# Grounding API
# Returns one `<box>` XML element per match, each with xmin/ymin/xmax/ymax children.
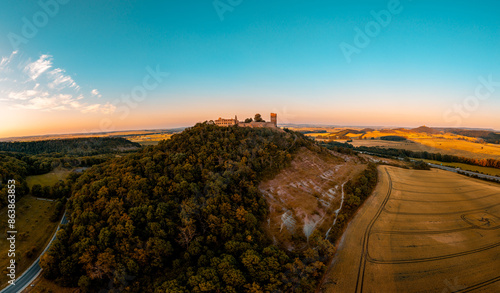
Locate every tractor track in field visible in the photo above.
<box><xmin>349</xmin><ymin>166</ymin><xmax>500</xmax><ymax>292</ymax></box>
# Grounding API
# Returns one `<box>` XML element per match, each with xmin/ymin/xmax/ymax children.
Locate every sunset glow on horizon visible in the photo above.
<box><xmin>1</xmin><ymin>1</ymin><xmax>500</xmax><ymax>138</ymax></box>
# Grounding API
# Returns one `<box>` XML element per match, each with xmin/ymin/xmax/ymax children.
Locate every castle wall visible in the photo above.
<box><xmin>214</xmin><ymin>113</ymin><xmax>277</xmax><ymax>128</ymax></box>
<box><xmin>238</xmin><ymin>122</ymin><xmax>276</xmax><ymax>128</ymax></box>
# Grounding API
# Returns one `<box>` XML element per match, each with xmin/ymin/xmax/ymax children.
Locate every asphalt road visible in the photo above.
<box><xmin>428</xmin><ymin>163</ymin><xmax>500</xmax><ymax>182</ymax></box>
<box><xmin>1</xmin><ymin>213</ymin><xmax>68</xmax><ymax>293</ymax></box>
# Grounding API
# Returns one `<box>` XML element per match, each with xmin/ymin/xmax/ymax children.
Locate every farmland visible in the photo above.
<box><xmin>419</xmin><ymin>159</ymin><xmax>500</xmax><ymax>177</ymax></box>
<box><xmin>296</xmin><ymin>126</ymin><xmax>500</xmax><ymax>161</ymax></box>
<box><xmin>127</xmin><ymin>133</ymin><xmax>173</xmax><ymax>145</ymax></box>
<box><xmin>321</xmin><ymin>166</ymin><xmax>500</xmax><ymax>292</ymax></box>
<box><xmin>411</xmin><ymin>137</ymin><xmax>500</xmax><ymax>160</ymax></box>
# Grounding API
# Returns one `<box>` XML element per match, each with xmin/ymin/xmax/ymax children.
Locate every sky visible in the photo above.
<box><xmin>0</xmin><ymin>0</ymin><xmax>499</xmax><ymax>138</ymax></box>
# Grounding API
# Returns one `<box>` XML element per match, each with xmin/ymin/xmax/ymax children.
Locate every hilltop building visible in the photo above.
<box><xmin>213</xmin><ymin>113</ymin><xmax>277</xmax><ymax>128</ymax></box>
<box><xmin>213</xmin><ymin>115</ymin><xmax>239</xmax><ymax>127</ymax></box>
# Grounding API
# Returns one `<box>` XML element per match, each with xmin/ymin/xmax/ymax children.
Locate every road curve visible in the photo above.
<box><xmin>427</xmin><ymin>163</ymin><xmax>500</xmax><ymax>182</ymax></box>
<box><xmin>1</xmin><ymin>213</ymin><xmax>68</xmax><ymax>293</ymax></box>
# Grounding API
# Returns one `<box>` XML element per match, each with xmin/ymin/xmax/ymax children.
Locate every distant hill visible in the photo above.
<box><xmin>437</xmin><ymin>128</ymin><xmax>500</xmax><ymax>144</ymax></box>
<box><xmin>411</xmin><ymin>126</ymin><xmax>441</xmax><ymax>134</ymax></box>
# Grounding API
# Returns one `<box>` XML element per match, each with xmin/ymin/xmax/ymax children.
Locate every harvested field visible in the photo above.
<box><xmin>411</xmin><ymin>138</ymin><xmax>500</xmax><ymax>160</ymax></box>
<box><xmin>321</xmin><ymin>166</ymin><xmax>500</xmax><ymax>292</ymax></box>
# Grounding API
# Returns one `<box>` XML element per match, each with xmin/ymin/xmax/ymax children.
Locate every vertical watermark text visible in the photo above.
<box><xmin>6</xmin><ymin>179</ymin><xmax>17</xmax><ymax>286</ymax></box>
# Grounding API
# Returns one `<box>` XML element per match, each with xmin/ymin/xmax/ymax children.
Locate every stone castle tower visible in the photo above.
<box><xmin>270</xmin><ymin>113</ymin><xmax>277</xmax><ymax>126</ymax></box>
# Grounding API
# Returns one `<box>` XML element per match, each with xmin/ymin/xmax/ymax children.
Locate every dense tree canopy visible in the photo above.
<box><xmin>41</xmin><ymin>124</ymin><xmax>340</xmax><ymax>292</ymax></box>
<box><xmin>0</xmin><ymin>137</ymin><xmax>140</xmax><ymax>208</ymax></box>
<box><xmin>0</xmin><ymin>154</ymin><xmax>30</xmax><ymax>208</ymax></box>
<box><xmin>253</xmin><ymin>114</ymin><xmax>264</xmax><ymax>122</ymax></box>
<box><xmin>0</xmin><ymin>137</ymin><xmax>140</xmax><ymax>156</ymax></box>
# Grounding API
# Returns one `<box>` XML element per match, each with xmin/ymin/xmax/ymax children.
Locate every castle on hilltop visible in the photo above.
<box><xmin>212</xmin><ymin>113</ymin><xmax>277</xmax><ymax>128</ymax></box>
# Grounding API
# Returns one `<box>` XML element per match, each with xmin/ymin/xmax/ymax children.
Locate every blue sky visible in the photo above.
<box><xmin>1</xmin><ymin>0</ymin><xmax>499</xmax><ymax>137</ymax></box>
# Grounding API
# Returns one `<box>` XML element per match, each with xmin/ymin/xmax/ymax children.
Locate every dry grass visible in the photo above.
<box><xmin>411</xmin><ymin>137</ymin><xmax>500</xmax><ymax>160</ymax></box>
<box><xmin>322</xmin><ymin>166</ymin><xmax>500</xmax><ymax>292</ymax></box>
<box><xmin>1</xmin><ymin>130</ymin><xmax>178</xmax><ymax>143</ymax></box>
<box><xmin>128</xmin><ymin>133</ymin><xmax>172</xmax><ymax>146</ymax></box>
<box><xmin>336</xmin><ymin>136</ymin><xmax>500</xmax><ymax>161</ymax></box>
<box><xmin>259</xmin><ymin>147</ymin><xmax>365</xmax><ymax>250</ymax></box>
<box><xmin>26</xmin><ymin>168</ymin><xmax>72</xmax><ymax>188</ymax></box>
<box><xmin>0</xmin><ymin>196</ymin><xmax>59</xmax><ymax>287</ymax></box>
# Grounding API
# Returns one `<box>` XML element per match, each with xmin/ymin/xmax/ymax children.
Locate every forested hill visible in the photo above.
<box><xmin>41</xmin><ymin>124</ymin><xmax>335</xmax><ymax>292</ymax></box>
<box><xmin>0</xmin><ymin>137</ymin><xmax>140</xmax><ymax>156</ymax></box>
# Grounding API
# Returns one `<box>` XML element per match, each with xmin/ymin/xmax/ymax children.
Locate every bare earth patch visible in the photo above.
<box><xmin>259</xmin><ymin>147</ymin><xmax>366</xmax><ymax>250</ymax></box>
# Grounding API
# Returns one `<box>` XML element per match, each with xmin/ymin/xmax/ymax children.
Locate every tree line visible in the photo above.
<box><xmin>324</xmin><ymin>163</ymin><xmax>378</xmax><ymax>243</ymax></box>
<box><xmin>0</xmin><ymin>137</ymin><xmax>140</xmax><ymax>156</ymax></box>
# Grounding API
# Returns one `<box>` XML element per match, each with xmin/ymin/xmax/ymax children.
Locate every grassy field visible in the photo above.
<box><xmin>419</xmin><ymin>159</ymin><xmax>500</xmax><ymax>176</ymax></box>
<box><xmin>356</xmin><ymin>129</ymin><xmax>500</xmax><ymax>160</ymax></box>
<box><xmin>411</xmin><ymin>137</ymin><xmax>500</xmax><ymax>160</ymax></box>
<box><xmin>1</xmin><ymin>129</ymin><xmax>175</xmax><ymax>142</ymax></box>
<box><xmin>296</xmin><ymin>126</ymin><xmax>500</xmax><ymax>161</ymax></box>
<box><xmin>128</xmin><ymin>133</ymin><xmax>172</xmax><ymax>146</ymax></box>
<box><xmin>335</xmin><ymin>137</ymin><xmax>500</xmax><ymax>161</ymax></box>
<box><xmin>26</xmin><ymin>168</ymin><xmax>72</xmax><ymax>188</ymax></box>
<box><xmin>322</xmin><ymin>166</ymin><xmax>500</xmax><ymax>292</ymax></box>
<box><xmin>0</xmin><ymin>196</ymin><xmax>60</xmax><ymax>288</ymax></box>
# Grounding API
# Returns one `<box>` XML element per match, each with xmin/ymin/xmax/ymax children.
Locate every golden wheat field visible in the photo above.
<box><xmin>321</xmin><ymin>166</ymin><xmax>500</xmax><ymax>292</ymax></box>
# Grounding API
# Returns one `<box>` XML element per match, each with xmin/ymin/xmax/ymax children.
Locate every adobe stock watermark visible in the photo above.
<box><xmin>213</xmin><ymin>0</ymin><xmax>243</xmax><ymax>21</ymax></box>
<box><xmin>443</xmin><ymin>75</ymin><xmax>499</xmax><ymax>127</ymax></box>
<box><xmin>339</xmin><ymin>0</ymin><xmax>411</xmax><ymax>63</ymax></box>
<box><xmin>96</xmin><ymin>65</ymin><xmax>169</xmax><ymax>132</ymax></box>
<box><xmin>7</xmin><ymin>0</ymin><xmax>70</xmax><ymax>51</ymax></box>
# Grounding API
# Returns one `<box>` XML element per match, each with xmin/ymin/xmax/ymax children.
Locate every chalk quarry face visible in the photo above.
<box><xmin>259</xmin><ymin>147</ymin><xmax>366</xmax><ymax>250</ymax></box>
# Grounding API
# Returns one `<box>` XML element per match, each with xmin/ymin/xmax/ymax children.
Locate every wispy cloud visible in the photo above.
<box><xmin>7</xmin><ymin>89</ymin><xmax>45</xmax><ymax>101</ymax></box>
<box><xmin>91</xmin><ymin>89</ymin><xmax>102</xmax><ymax>98</ymax></box>
<box><xmin>81</xmin><ymin>102</ymin><xmax>116</xmax><ymax>114</ymax></box>
<box><xmin>0</xmin><ymin>51</ymin><xmax>18</xmax><ymax>69</ymax></box>
<box><xmin>0</xmin><ymin>51</ymin><xmax>113</xmax><ymax>114</ymax></box>
<box><xmin>24</xmin><ymin>54</ymin><xmax>53</xmax><ymax>80</ymax></box>
<box><xmin>48</xmin><ymin>68</ymin><xmax>79</xmax><ymax>90</ymax></box>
